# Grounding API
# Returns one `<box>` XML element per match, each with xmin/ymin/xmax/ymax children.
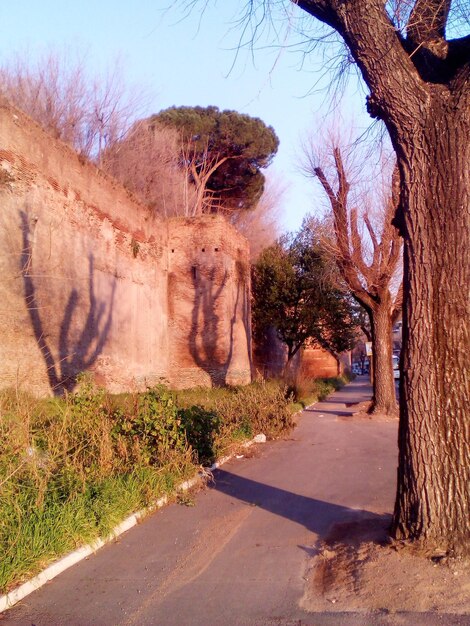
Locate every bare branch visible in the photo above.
<box><xmin>352</xmin><ymin>209</ymin><xmax>375</xmax><ymax>282</ymax></box>
<box><xmin>182</xmin><ymin>139</ymin><xmax>241</xmax><ymax>216</ymax></box>
<box><xmin>313</xmin><ymin>165</ymin><xmax>337</xmax><ymax>207</ymax></box>
<box><xmin>292</xmin><ymin>0</ymin><xmax>429</xmax><ymax>130</ymax></box>
<box><xmin>294</xmin><ymin>0</ymin><xmax>343</xmax><ymax>30</ymax></box>
<box><xmin>302</xmin><ymin>130</ymin><xmax>403</xmax><ymax>315</ymax></box>
<box><xmin>312</xmin><ymin>167</ymin><xmax>377</xmax><ymax>309</ymax></box>
<box><xmin>407</xmin><ymin>0</ymin><xmax>452</xmax><ymax>46</ymax></box>
<box><xmin>0</xmin><ymin>48</ymin><xmax>148</xmax><ymax>161</ymax></box>
<box><xmin>102</xmin><ymin>120</ymin><xmax>195</xmax><ymax>218</ymax></box>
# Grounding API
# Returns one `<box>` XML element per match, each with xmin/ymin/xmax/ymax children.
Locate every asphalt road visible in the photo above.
<box><xmin>3</xmin><ymin>380</ymin><xmax>468</xmax><ymax>626</ymax></box>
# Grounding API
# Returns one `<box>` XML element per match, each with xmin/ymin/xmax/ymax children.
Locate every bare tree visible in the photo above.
<box><xmin>304</xmin><ymin>143</ymin><xmax>402</xmax><ymax>415</ymax></box>
<box><xmin>208</xmin><ymin>0</ymin><xmax>470</xmax><ymax>555</ymax></box>
<box><xmin>0</xmin><ymin>49</ymin><xmax>147</xmax><ymax>162</ymax></box>
<box><xmin>101</xmin><ymin>120</ymin><xmax>196</xmax><ymax>217</ymax></box>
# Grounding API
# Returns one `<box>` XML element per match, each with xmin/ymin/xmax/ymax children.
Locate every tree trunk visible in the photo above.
<box><xmin>369</xmin><ymin>302</ymin><xmax>397</xmax><ymax>416</ymax></box>
<box><xmin>392</xmin><ymin>107</ymin><xmax>470</xmax><ymax>555</ymax></box>
<box><xmin>335</xmin><ymin>353</ymin><xmax>341</xmax><ymax>377</ymax></box>
<box><xmin>282</xmin><ymin>0</ymin><xmax>470</xmax><ymax>555</ymax></box>
<box><xmin>283</xmin><ymin>344</ymin><xmax>298</xmax><ymax>381</ymax></box>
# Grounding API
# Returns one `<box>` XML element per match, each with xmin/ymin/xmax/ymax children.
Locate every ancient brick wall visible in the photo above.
<box><xmin>167</xmin><ymin>216</ymin><xmax>252</xmax><ymax>388</ymax></box>
<box><xmin>0</xmin><ymin>101</ymin><xmax>251</xmax><ymax>395</ymax></box>
<box><xmin>299</xmin><ymin>347</ymin><xmax>340</xmax><ymax>378</ymax></box>
<box><xmin>254</xmin><ymin>330</ymin><xmax>351</xmax><ymax>380</ymax></box>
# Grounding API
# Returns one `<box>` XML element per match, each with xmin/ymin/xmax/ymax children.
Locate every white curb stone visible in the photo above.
<box><xmin>0</xmin><ymin>434</ymin><xmax>266</xmax><ymax>613</ymax></box>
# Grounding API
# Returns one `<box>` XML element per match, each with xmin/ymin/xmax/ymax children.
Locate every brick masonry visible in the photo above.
<box><xmin>0</xmin><ymin>100</ymin><xmax>252</xmax><ymax>396</ymax></box>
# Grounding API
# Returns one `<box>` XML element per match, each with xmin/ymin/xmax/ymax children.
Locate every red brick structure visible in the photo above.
<box><xmin>254</xmin><ymin>330</ymin><xmax>350</xmax><ymax>380</ymax></box>
<box><xmin>0</xmin><ymin>101</ymin><xmax>252</xmax><ymax>395</ymax></box>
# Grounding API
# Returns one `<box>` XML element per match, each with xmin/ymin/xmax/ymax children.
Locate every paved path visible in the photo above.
<box><xmin>3</xmin><ymin>380</ymin><xmax>467</xmax><ymax>625</ymax></box>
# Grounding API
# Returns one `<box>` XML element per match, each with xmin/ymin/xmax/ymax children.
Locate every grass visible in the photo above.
<box><xmin>0</xmin><ymin>377</ymin><xmax>293</xmax><ymax>594</ymax></box>
<box><xmin>176</xmin><ymin>379</ymin><xmax>295</xmax><ymax>464</ymax></box>
<box><xmin>287</xmin><ymin>374</ymin><xmax>350</xmax><ymax>411</ymax></box>
<box><xmin>0</xmin><ymin>465</ymin><xmax>193</xmax><ymax>593</ymax></box>
<box><xmin>0</xmin><ymin>373</ymin><xmax>345</xmax><ymax>594</ymax></box>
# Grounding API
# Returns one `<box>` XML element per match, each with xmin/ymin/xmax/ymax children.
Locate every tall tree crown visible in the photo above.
<box><xmin>252</xmin><ymin>225</ymin><xmax>357</xmax><ymax>362</ymax></box>
<box><xmin>152</xmin><ymin>105</ymin><xmax>279</xmax><ymax>211</ymax></box>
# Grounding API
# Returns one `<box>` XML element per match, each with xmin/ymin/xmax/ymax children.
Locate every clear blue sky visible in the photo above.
<box><xmin>0</xmin><ymin>1</ymin><xmax>372</xmax><ymax>232</ymax></box>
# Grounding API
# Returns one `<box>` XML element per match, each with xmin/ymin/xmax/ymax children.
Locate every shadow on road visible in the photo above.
<box><xmin>304</xmin><ymin>408</ymin><xmax>354</xmax><ymax>417</ymax></box>
<box><xmin>211</xmin><ymin>469</ymin><xmax>390</xmax><ymax>541</ymax></box>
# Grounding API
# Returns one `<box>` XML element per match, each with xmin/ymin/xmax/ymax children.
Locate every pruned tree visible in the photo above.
<box><xmin>184</xmin><ymin>0</ymin><xmax>470</xmax><ymax>555</ymax></box>
<box><xmin>252</xmin><ymin>225</ymin><xmax>357</xmax><ymax>376</ymax></box>
<box><xmin>303</xmin><ymin>144</ymin><xmax>402</xmax><ymax>416</ymax></box>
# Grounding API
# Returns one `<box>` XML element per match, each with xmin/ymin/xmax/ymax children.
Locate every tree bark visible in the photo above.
<box><xmin>283</xmin><ymin>342</ymin><xmax>302</xmax><ymax>380</ymax></box>
<box><xmin>391</xmin><ymin>105</ymin><xmax>470</xmax><ymax>555</ymax></box>
<box><xmin>369</xmin><ymin>301</ymin><xmax>397</xmax><ymax>416</ymax></box>
<box><xmin>286</xmin><ymin>0</ymin><xmax>470</xmax><ymax>553</ymax></box>
<box><xmin>311</xmin><ymin>0</ymin><xmax>470</xmax><ymax>559</ymax></box>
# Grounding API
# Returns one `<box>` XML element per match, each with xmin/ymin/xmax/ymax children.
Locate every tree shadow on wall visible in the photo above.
<box><xmin>237</xmin><ymin>259</ymin><xmax>252</xmax><ymax>377</ymax></box>
<box><xmin>189</xmin><ymin>266</ymin><xmax>241</xmax><ymax>386</ymax></box>
<box><xmin>20</xmin><ymin>211</ymin><xmax>116</xmax><ymax>396</ymax></box>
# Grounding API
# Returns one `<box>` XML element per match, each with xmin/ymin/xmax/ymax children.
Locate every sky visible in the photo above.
<box><xmin>0</xmin><ymin>1</ymin><xmax>373</xmax><ymax>233</ymax></box>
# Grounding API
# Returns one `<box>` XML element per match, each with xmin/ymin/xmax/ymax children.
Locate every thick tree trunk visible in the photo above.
<box><xmin>392</xmin><ymin>108</ymin><xmax>470</xmax><ymax>555</ymax></box>
<box><xmin>289</xmin><ymin>0</ymin><xmax>469</xmax><ymax>555</ymax></box>
<box><xmin>369</xmin><ymin>302</ymin><xmax>397</xmax><ymax>416</ymax></box>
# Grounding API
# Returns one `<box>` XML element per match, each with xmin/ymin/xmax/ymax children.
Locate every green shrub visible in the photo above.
<box><xmin>111</xmin><ymin>385</ymin><xmax>187</xmax><ymax>466</ymax></box>
<box><xmin>220</xmin><ymin>381</ymin><xmax>293</xmax><ymax>437</ymax></box>
<box><xmin>178</xmin><ymin>405</ymin><xmax>220</xmax><ymax>465</ymax></box>
<box><xmin>0</xmin><ymin>378</ymin><xmax>296</xmax><ymax>593</ymax></box>
<box><xmin>0</xmin><ymin>382</ymin><xmax>194</xmax><ymax>593</ymax></box>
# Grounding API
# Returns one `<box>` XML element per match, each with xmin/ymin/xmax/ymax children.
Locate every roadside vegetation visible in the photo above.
<box><xmin>252</xmin><ymin>223</ymin><xmax>357</xmax><ymax>375</ymax></box>
<box><xmin>0</xmin><ymin>374</ymin><xmax>349</xmax><ymax>594</ymax></box>
<box><xmin>287</xmin><ymin>374</ymin><xmax>349</xmax><ymax>412</ymax></box>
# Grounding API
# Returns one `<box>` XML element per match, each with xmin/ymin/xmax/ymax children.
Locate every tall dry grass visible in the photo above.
<box><xmin>0</xmin><ymin>376</ymin><xmax>295</xmax><ymax>593</ymax></box>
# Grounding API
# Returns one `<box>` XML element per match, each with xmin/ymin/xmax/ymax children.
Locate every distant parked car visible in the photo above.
<box><xmin>393</xmin><ymin>355</ymin><xmax>400</xmax><ymax>380</ymax></box>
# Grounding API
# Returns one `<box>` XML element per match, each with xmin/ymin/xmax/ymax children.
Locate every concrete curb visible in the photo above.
<box><xmin>0</xmin><ymin>436</ymin><xmax>262</xmax><ymax>613</ymax></box>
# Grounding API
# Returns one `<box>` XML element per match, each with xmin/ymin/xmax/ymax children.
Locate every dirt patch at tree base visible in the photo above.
<box><xmin>337</xmin><ymin>401</ymin><xmax>399</xmax><ymax>422</ymax></box>
<box><xmin>301</xmin><ymin>516</ymin><xmax>470</xmax><ymax>615</ymax></box>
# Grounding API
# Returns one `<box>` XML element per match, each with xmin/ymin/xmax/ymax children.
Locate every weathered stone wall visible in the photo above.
<box><xmin>167</xmin><ymin>216</ymin><xmax>252</xmax><ymax>388</ymax></box>
<box><xmin>0</xmin><ymin>101</ymin><xmax>251</xmax><ymax>395</ymax></box>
